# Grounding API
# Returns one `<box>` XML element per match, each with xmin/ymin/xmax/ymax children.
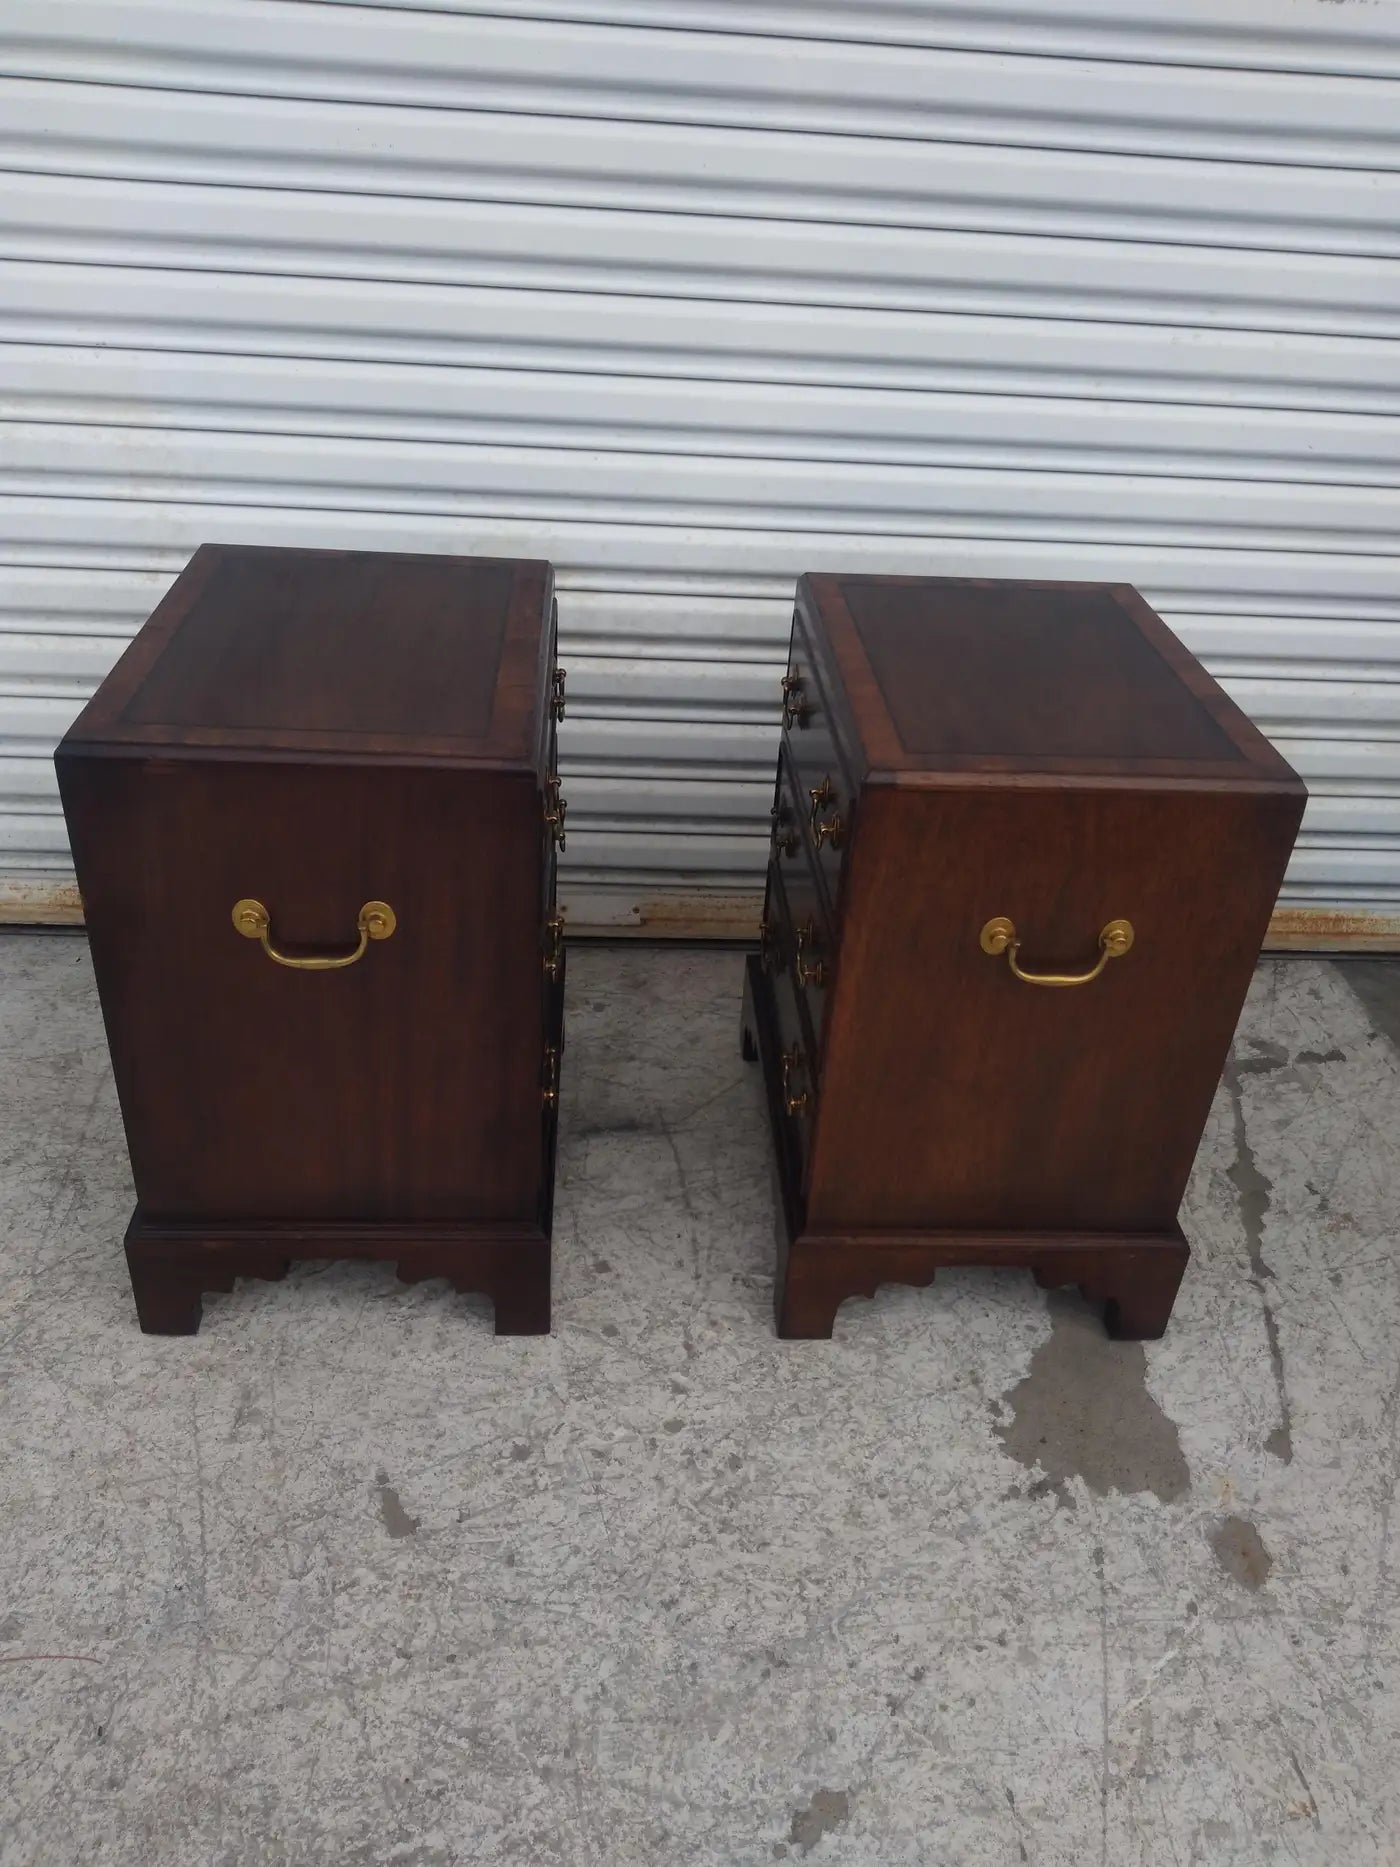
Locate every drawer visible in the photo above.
<box><xmin>535</xmin><ymin>591</ymin><xmax>566</xmax><ymax>777</ymax></box>
<box><xmin>551</xmin><ymin>662</ymin><xmax>567</xmax><ymax>726</ymax></box>
<box><xmin>780</xmin><ymin>605</ymin><xmax>859</xmax><ymax>783</ymax></box>
<box><xmin>540</xmin><ymin>705</ymin><xmax>565</xmax><ymax>1104</ymax></box>
<box><xmin>541</xmin><ymin>899</ymin><xmax>566</xmax><ymax>1060</ymax></box>
<box><xmin>538</xmin><ymin>710</ymin><xmax>565</xmax><ymax>1233</ymax></box>
<box><xmin>769</xmin><ymin>747</ymin><xmax>803</xmax><ymax>871</ymax></box>
<box><xmin>762</xmin><ymin>850</ymin><xmax>832</xmax><ymax>1064</ymax></box>
<box><xmin>772</xmin><ymin>739</ymin><xmax>849</xmax><ymax>926</ymax></box>
<box><xmin>780</xmin><ymin>612</ymin><xmax>858</xmax><ymax>909</ymax></box>
<box><xmin>542</xmin><ymin>717</ymin><xmax>567</xmax><ymax>885</ymax></box>
<box><xmin>786</xmin><ymin>730</ymin><xmax>852</xmax><ymax>910</ymax></box>
<box><xmin>546</xmin><ymin>595</ymin><xmax>568</xmax><ymax>752</ymax></box>
<box><xmin>539</xmin><ymin>946</ymin><xmax>566</xmax><ymax>1231</ymax></box>
<box><xmin>768</xmin><ymin>939</ymin><xmax>818</xmax><ymax>1193</ymax></box>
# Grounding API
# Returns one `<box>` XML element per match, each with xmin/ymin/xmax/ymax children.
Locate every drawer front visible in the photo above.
<box><xmin>763</xmin><ymin>847</ymin><xmax>832</xmax><ymax>1063</ymax></box>
<box><xmin>768</xmin><ymin>934</ymin><xmax>818</xmax><ymax>1193</ymax></box>
<box><xmin>810</xmin><ymin>783</ymin><xmax>1303</xmax><ymax>1233</ymax></box>
<box><xmin>63</xmin><ymin>756</ymin><xmax>550</xmax><ymax>1224</ymax></box>
<box><xmin>542</xmin><ymin>716</ymin><xmax>564</xmax><ymax>905</ymax></box>
<box><xmin>769</xmin><ymin>746</ymin><xmax>805</xmax><ymax>874</ymax></box>
<box><xmin>781</xmin><ymin>610</ymin><xmax>858</xmax><ymax>909</ymax></box>
<box><xmin>781</xmin><ymin>604</ymin><xmax>859</xmax><ymax>784</ymax></box>
<box><xmin>540</xmin><ymin>746</ymin><xmax>566</xmax><ymax>1105</ymax></box>
<box><xmin>538</xmin><ymin>946</ymin><xmax>566</xmax><ymax>1234</ymax></box>
<box><xmin>772</xmin><ymin>740</ymin><xmax>849</xmax><ymax>940</ymax></box>
<box><xmin>549</xmin><ymin>596</ymin><xmax>569</xmax><ymax>739</ymax></box>
<box><xmin>786</xmin><ymin>734</ymin><xmax>852</xmax><ymax>909</ymax></box>
<box><xmin>535</xmin><ymin>589</ymin><xmax>566</xmax><ymax>778</ymax></box>
<box><xmin>538</xmin><ymin>596</ymin><xmax>565</xmax><ymax>895</ymax></box>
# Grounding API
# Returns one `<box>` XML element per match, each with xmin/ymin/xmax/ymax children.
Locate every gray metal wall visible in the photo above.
<box><xmin>2</xmin><ymin>0</ymin><xmax>1398</xmax><ymax>938</ymax></box>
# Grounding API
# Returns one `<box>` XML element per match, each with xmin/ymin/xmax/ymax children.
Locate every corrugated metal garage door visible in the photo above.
<box><xmin>2</xmin><ymin>0</ymin><xmax>1399</xmax><ymax>942</ymax></box>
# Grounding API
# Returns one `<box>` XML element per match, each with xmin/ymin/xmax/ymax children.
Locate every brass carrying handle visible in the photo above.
<box><xmin>232</xmin><ymin>898</ymin><xmax>396</xmax><ymax>970</ymax></box>
<box><xmin>551</xmin><ymin>666</ymin><xmax>568</xmax><ymax>723</ymax></box>
<box><xmin>542</xmin><ymin>1044</ymin><xmax>561</xmax><ymax>1109</ymax></box>
<box><xmin>979</xmin><ymin>916</ymin><xmax>1134</xmax><ymax>988</ymax></box>
<box><xmin>808</xmin><ymin>777</ymin><xmax>844</xmax><ymax>852</ymax></box>
<box><xmin>781</xmin><ymin>1045</ymin><xmax>809</xmax><ymax>1117</ymax></box>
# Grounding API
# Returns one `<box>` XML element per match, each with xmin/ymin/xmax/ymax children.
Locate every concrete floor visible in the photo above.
<box><xmin>1</xmin><ymin>935</ymin><xmax>1398</xmax><ymax>1867</ymax></box>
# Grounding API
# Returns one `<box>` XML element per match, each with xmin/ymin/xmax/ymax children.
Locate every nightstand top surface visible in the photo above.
<box><xmin>800</xmin><ymin>573</ymin><xmax>1302</xmax><ymax>790</ymax></box>
<box><xmin>61</xmin><ymin>544</ymin><xmax>552</xmax><ymax>766</ymax></box>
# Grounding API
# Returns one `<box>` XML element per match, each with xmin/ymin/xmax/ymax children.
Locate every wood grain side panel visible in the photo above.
<box><xmin>58</xmin><ymin>753</ymin><xmax>544</xmax><ymax>1222</ymax></box>
<box><xmin>812</xmin><ymin>780</ymin><xmax>1303</xmax><ymax>1233</ymax></box>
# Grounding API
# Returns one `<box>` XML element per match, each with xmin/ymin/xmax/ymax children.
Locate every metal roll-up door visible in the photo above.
<box><xmin>2</xmin><ymin>0</ymin><xmax>1398</xmax><ymax>944</ymax></box>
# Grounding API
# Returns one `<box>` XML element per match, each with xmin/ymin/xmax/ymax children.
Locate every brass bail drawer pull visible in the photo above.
<box><xmin>758</xmin><ymin>916</ymin><xmax>779</xmax><ymax>971</ymax></box>
<box><xmin>544</xmin><ymin>911</ymin><xmax>565</xmax><ymax>982</ymax></box>
<box><xmin>979</xmin><ymin>915</ymin><xmax>1134</xmax><ymax>988</ymax></box>
<box><xmin>232</xmin><ymin>898</ymin><xmax>397</xmax><ymax>971</ymax></box>
<box><xmin>780</xmin><ymin>672</ymin><xmax>808</xmax><ymax>729</ymax></box>
<box><xmin>795</xmin><ymin>917</ymin><xmax>826</xmax><ymax>989</ymax></box>
<box><xmin>808</xmin><ymin>776</ymin><xmax>844</xmax><ymax>851</ymax></box>
<box><xmin>544</xmin><ymin>775</ymin><xmax>568</xmax><ymax>850</ymax></box>
<box><xmin>781</xmin><ymin>1045</ymin><xmax>810</xmax><ymax>1116</ymax></box>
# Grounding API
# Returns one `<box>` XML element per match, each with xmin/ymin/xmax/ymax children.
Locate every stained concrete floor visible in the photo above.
<box><xmin>1</xmin><ymin>935</ymin><xmax>1399</xmax><ymax>1867</ymax></box>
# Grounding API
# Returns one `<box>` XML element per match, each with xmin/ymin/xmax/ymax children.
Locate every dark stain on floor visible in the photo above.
<box><xmin>788</xmin><ymin>1788</ymin><xmax>851</xmax><ymax>1853</ymax></box>
<box><xmin>1232</xmin><ymin>1036</ymin><xmax>1289</xmax><ymax>1078</ymax></box>
<box><xmin>374</xmin><ymin>1470</ymin><xmax>420</xmax><ymax>1539</ymax></box>
<box><xmin>1223</xmin><ymin>1053</ymin><xmax>1293</xmax><ymax>1464</ymax></box>
<box><xmin>995</xmin><ymin>1290</ymin><xmax>1190</xmax><ymax>1502</ymax></box>
<box><xmin>1211</xmin><ymin>1515</ymin><xmax>1273</xmax><ymax>1591</ymax></box>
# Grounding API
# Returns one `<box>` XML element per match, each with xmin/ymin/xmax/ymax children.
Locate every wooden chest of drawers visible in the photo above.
<box><xmin>741</xmin><ymin>575</ymin><xmax>1305</xmax><ymax>1341</ymax></box>
<box><xmin>57</xmin><ymin>545</ymin><xmax>567</xmax><ymax>1335</ymax></box>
